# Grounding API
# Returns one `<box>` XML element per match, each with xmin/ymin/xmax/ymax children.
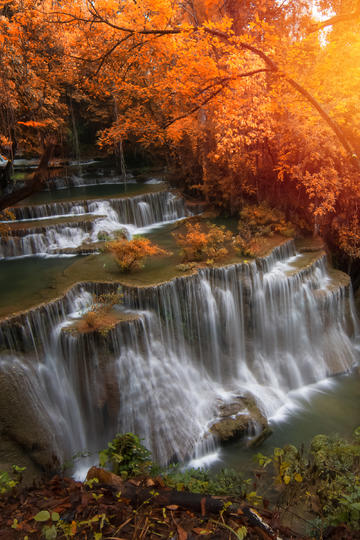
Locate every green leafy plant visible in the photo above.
<box><xmin>33</xmin><ymin>511</ymin><xmax>60</xmax><ymax>540</ymax></box>
<box><xmin>256</xmin><ymin>428</ymin><xmax>360</xmax><ymax>534</ymax></box>
<box><xmin>0</xmin><ymin>465</ymin><xmax>25</xmax><ymax>494</ymax></box>
<box><xmin>162</xmin><ymin>466</ymin><xmax>252</xmax><ymax>499</ymax></box>
<box><xmin>99</xmin><ymin>432</ymin><xmax>152</xmax><ymax>479</ymax></box>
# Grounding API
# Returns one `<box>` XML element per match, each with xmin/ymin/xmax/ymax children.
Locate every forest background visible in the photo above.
<box><xmin>0</xmin><ymin>0</ymin><xmax>360</xmax><ymax>270</ymax></box>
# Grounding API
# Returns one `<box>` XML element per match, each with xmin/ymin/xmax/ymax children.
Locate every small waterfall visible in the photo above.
<box><xmin>45</xmin><ymin>173</ymin><xmax>138</xmax><ymax>190</ymax></box>
<box><xmin>10</xmin><ymin>191</ymin><xmax>187</xmax><ymax>222</ymax></box>
<box><xmin>0</xmin><ymin>241</ymin><xmax>358</xmax><ymax>469</ymax></box>
<box><xmin>0</xmin><ymin>192</ymin><xmax>190</xmax><ymax>258</ymax></box>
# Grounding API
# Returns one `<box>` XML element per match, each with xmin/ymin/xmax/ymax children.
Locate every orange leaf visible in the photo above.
<box><xmin>200</xmin><ymin>497</ymin><xmax>206</xmax><ymax>517</ymax></box>
<box><xmin>70</xmin><ymin>520</ymin><xmax>77</xmax><ymax>536</ymax></box>
<box><xmin>176</xmin><ymin>524</ymin><xmax>188</xmax><ymax>540</ymax></box>
<box><xmin>17</xmin><ymin>120</ymin><xmax>47</xmax><ymax>128</ymax></box>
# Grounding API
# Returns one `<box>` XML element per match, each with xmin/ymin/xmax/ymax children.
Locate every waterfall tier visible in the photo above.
<box><xmin>0</xmin><ymin>240</ymin><xmax>358</xmax><ymax>471</ymax></box>
<box><xmin>10</xmin><ymin>190</ymin><xmax>186</xmax><ymax>221</ymax></box>
<box><xmin>0</xmin><ymin>191</ymin><xmax>189</xmax><ymax>258</ymax></box>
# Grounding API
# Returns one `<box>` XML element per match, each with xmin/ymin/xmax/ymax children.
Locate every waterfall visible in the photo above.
<box><xmin>0</xmin><ymin>241</ymin><xmax>358</xmax><ymax>470</ymax></box>
<box><xmin>0</xmin><ymin>191</ymin><xmax>190</xmax><ymax>258</ymax></box>
<box><xmin>9</xmin><ymin>191</ymin><xmax>186</xmax><ymax>221</ymax></box>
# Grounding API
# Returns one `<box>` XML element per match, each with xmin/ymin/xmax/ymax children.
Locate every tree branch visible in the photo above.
<box><xmin>164</xmin><ymin>82</ymin><xmax>230</xmax><ymax>128</ymax></box>
<box><xmin>46</xmin><ymin>6</ymin><xmax>360</xmax><ymax>169</ymax></box>
<box><xmin>164</xmin><ymin>69</ymin><xmax>270</xmax><ymax>128</ymax></box>
<box><xmin>309</xmin><ymin>1</ymin><xmax>360</xmax><ymax>32</ymax></box>
<box><xmin>202</xmin><ymin>28</ymin><xmax>360</xmax><ymax>170</ymax></box>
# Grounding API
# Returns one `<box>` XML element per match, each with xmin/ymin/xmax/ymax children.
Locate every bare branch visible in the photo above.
<box><xmin>309</xmin><ymin>1</ymin><xmax>360</xmax><ymax>32</ymax></box>
<box><xmin>164</xmin><ymin>70</ymin><xmax>269</xmax><ymax>128</ymax></box>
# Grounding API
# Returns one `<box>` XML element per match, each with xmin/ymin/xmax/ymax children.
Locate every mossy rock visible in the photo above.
<box><xmin>210</xmin><ymin>396</ymin><xmax>268</xmax><ymax>443</ymax></box>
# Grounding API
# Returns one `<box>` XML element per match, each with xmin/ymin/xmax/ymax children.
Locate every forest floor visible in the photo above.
<box><xmin>0</xmin><ymin>469</ymin><xmax>356</xmax><ymax>540</ymax></box>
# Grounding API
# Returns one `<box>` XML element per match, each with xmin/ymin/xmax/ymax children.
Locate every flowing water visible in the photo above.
<box><xmin>1</xmin><ymin>163</ymin><xmax>359</xmax><ymax>477</ymax></box>
<box><xmin>0</xmin><ymin>191</ymin><xmax>190</xmax><ymax>258</ymax></box>
<box><xmin>0</xmin><ymin>237</ymin><xmax>358</xmax><ymax>472</ymax></box>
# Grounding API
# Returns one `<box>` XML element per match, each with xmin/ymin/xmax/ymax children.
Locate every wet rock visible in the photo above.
<box><xmin>210</xmin><ymin>396</ymin><xmax>268</xmax><ymax>443</ymax></box>
<box><xmin>247</xmin><ymin>426</ymin><xmax>273</xmax><ymax>448</ymax></box>
<box><xmin>0</xmin><ymin>368</ymin><xmax>61</xmax><ymax>476</ymax></box>
<box><xmin>51</xmin><ymin>244</ymin><xmax>100</xmax><ymax>255</ymax></box>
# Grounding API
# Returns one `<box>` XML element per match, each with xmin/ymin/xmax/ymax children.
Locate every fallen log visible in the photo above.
<box><xmin>87</xmin><ymin>466</ymin><xmax>281</xmax><ymax>539</ymax></box>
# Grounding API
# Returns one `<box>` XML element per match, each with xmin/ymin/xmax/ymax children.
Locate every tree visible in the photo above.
<box><xmin>2</xmin><ymin>0</ymin><xmax>360</xmax><ymax>259</ymax></box>
<box><xmin>106</xmin><ymin>237</ymin><xmax>168</xmax><ymax>272</ymax></box>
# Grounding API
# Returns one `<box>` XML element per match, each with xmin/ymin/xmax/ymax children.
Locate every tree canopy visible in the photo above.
<box><xmin>1</xmin><ymin>0</ymin><xmax>360</xmax><ymax>257</ymax></box>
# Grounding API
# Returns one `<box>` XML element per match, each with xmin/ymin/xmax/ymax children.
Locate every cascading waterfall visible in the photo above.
<box><xmin>46</xmin><ymin>173</ymin><xmax>138</xmax><ymax>190</ymax></box>
<box><xmin>0</xmin><ymin>191</ymin><xmax>190</xmax><ymax>258</ymax></box>
<box><xmin>0</xmin><ymin>240</ymin><xmax>358</xmax><ymax>471</ymax></box>
<box><xmin>9</xmin><ymin>191</ymin><xmax>186</xmax><ymax>221</ymax></box>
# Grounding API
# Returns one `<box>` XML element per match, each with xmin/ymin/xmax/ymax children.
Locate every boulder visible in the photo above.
<box><xmin>210</xmin><ymin>396</ymin><xmax>269</xmax><ymax>444</ymax></box>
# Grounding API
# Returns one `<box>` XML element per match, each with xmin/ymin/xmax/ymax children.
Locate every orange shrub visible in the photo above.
<box><xmin>239</xmin><ymin>203</ymin><xmax>295</xmax><ymax>238</ymax></box>
<box><xmin>76</xmin><ymin>309</ymin><xmax>118</xmax><ymax>334</ymax></box>
<box><xmin>233</xmin><ymin>235</ymin><xmax>267</xmax><ymax>258</ymax></box>
<box><xmin>0</xmin><ymin>209</ymin><xmax>15</xmax><ymax>236</ymax></box>
<box><xmin>174</xmin><ymin>222</ymin><xmax>232</xmax><ymax>262</ymax></box>
<box><xmin>106</xmin><ymin>237</ymin><xmax>168</xmax><ymax>272</ymax></box>
<box><xmin>74</xmin><ymin>292</ymin><xmax>123</xmax><ymax>334</ymax></box>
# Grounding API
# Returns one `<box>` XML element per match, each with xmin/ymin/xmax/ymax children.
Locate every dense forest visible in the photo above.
<box><xmin>0</xmin><ymin>0</ymin><xmax>360</xmax><ymax>258</ymax></box>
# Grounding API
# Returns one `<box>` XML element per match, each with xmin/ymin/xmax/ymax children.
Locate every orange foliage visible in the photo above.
<box><xmin>332</xmin><ymin>215</ymin><xmax>360</xmax><ymax>260</ymax></box>
<box><xmin>107</xmin><ymin>237</ymin><xmax>168</xmax><ymax>272</ymax></box>
<box><xmin>234</xmin><ymin>203</ymin><xmax>295</xmax><ymax>257</ymax></box>
<box><xmin>239</xmin><ymin>204</ymin><xmax>295</xmax><ymax>238</ymax></box>
<box><xmin>2</xmin><ymin>0</ymin><xmax>360</xmax><ymax>259</ymax></box>
<box><xmin>0</xmin><ymin>209</ymin><xmax>15</xmax><ymax>236</ymax></box>
<box><xmin>174</xmin><ymin>221</ymin><xmax>233</xmax><ymax>262</ymax></box>
<box><xmin>75</xmin><ymin>293</ymin><xmax>123</xmax><ymax>334</ymax></box>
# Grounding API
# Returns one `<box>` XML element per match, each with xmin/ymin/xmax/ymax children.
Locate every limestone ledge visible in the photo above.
<box><xmin>0</xmin><ymin>238</ymin><xmax>349</xmax><ymax>336</ymax></box>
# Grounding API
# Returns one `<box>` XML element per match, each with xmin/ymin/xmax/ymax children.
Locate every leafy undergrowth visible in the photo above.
<box><xmin>2</xmin><ymin>431</ymin><xmax>360</xmax><ymax>539</ymax></box>
<box><xmin>0</xmin><ymin>472</ymin><xmax>300</xmax><ymax>540</ymax></box>
<box><xmin>0</xmin><ymin>470</ymin><xmax>358</xmax><ymax>540</ymax></box>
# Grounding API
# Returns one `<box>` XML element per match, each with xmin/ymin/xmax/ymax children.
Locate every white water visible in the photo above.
<box><xmin>0</xmin><ymin>242</ymin><xmax>358</xmax><ymax>470</ymax></box>
<box><xmin>46</xmin><ymin>173</ymin><xmax>137</xmax><ymax>190</ymax></box>
<box><xmin>0</xmin><ymin>191</ymin><xmax>190</xmax><ymax>258</ymax></box>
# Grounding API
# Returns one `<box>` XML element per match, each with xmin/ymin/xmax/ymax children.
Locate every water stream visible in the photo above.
<box><xmin>0</xmin><ymin>236</ymin><xmax>358</xmax><ymax>473</ymax></box>
<box><xmin>0</xmin><ymin>191</ymin><xmax>189</xmax><ymax>258</ymax></box>
<box><xmin>0</xmin><ymin>164</ymin><xmax>359</xmax><ymax>477</ymax></box>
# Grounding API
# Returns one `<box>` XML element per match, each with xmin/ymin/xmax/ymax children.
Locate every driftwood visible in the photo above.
<box><xmin>0</xmin><ymin>144</ymin><xmax>53</xmax><ymax>211</ymax></box>
<box><xmin>87</xmin><ymin>466</ymin><xmax>281</xmax><ymax>539</ymax></box>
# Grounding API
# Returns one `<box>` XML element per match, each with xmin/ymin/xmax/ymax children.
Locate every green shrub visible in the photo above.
<box><xmin>0</xmin><ymin>465</ymin><xmax>25</xmax><ymax>495</ymax></box>
<box><xmin>99</xmin><ymin>433</ymin><xmax>152</xmax><ymax>479</ymax></box>
<box><xmin>255</xmin><ymin>427</ymin><xmax>360</xmax><ymax>534</ymax></box>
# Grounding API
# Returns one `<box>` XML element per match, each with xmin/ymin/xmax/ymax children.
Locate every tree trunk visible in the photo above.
<box><xmin>0</xmin><ymin>144</ymin><xmax>54</xmax><ymax>211</ymax></box>
<box><xmin>0</xmin><ymin>161</ymin><xmax>12</xmax><ymax>195</ymax></box>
